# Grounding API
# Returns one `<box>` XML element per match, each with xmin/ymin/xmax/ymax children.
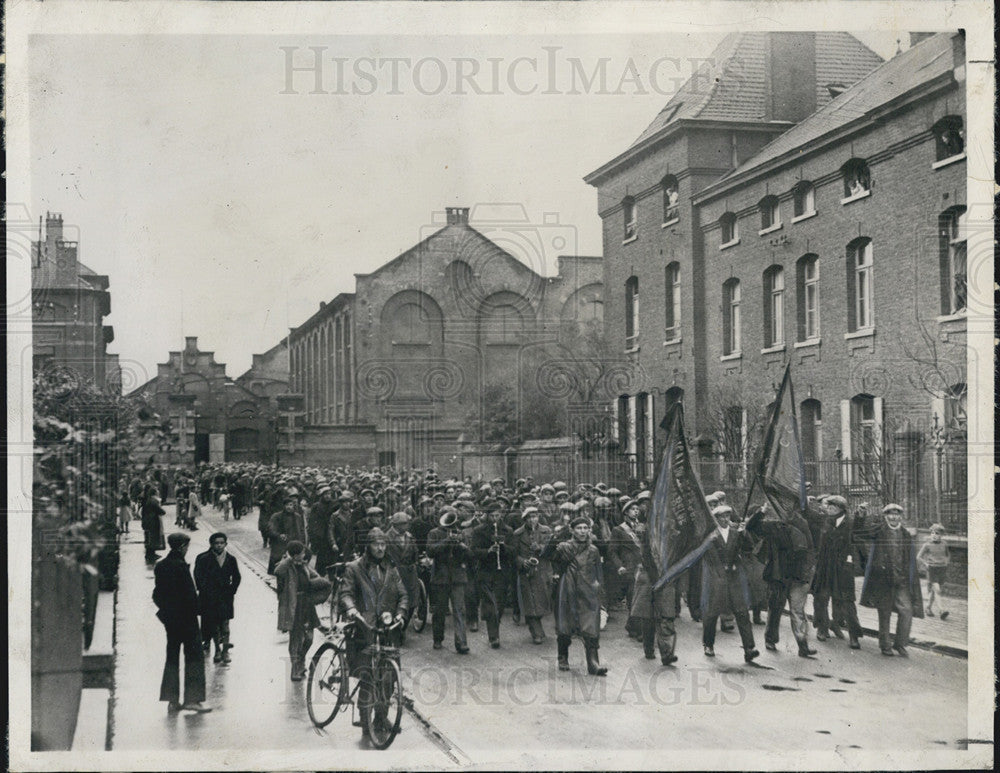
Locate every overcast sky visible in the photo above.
<box><xmin>26</xmin><ymin>30</ymin><xmax>905</xmax><ymax>388</ymax></box>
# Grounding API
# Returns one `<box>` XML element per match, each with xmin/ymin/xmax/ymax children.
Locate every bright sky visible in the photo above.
<box><xmin>26</xmin><ymin>29</ymin><xmax>904</xmax><ymax>388</ymax></box>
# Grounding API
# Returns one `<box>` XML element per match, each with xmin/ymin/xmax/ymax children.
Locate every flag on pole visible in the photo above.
<box><xmin>756</xmin><ymin>363</ymin><xmax>807</xmax><ymax>520</ymax></box>
<box><xmin>644</xmin><ymin>402</ymin><xmax>719</xmax><ymax>591</ymax></box>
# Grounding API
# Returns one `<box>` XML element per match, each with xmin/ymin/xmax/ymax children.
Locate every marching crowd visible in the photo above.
<box><xmin>124</xmin><ymin>462</ymin><xmax>952</xmax><ymax>713</ymax></box>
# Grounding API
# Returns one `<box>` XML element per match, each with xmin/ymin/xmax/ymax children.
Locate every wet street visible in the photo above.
<box><xmin>112</xmin><ymin>505</ymin><xmax>971</xmax><ymax>764</ymax></box>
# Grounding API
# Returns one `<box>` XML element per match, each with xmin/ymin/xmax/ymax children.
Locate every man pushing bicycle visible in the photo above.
<box><xmin>339</xmin><ymin>527</ymin><xmax>408</xmax><ymax>733</ymax></box>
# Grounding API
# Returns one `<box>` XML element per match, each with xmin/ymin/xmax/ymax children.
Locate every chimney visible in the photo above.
<box><xmin>185</xmin><ymin>336</ymin><xmax>198</xmax><ymax>352</ymax></box>
<box><xmin>46</xmin><ymin>212</ymin><xmax>64</xmax><ymax>244</ymax></box>
<box><xmin>767</xmin><ymin>32</ymin><xmax>817</xmax><ymax>123</ymax></box>
<box><xmin>445</xmin><ymin>207</ymin><xmax>470</xmax><ymax>226</ymax></box>
<box><xmin>909</xmin><ymin>32</ymin><xmax>936</xmax><ymax>47</ymax></box>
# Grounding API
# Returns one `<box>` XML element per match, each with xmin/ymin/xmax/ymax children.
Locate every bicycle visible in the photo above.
<box><xmin>306</xmin><ymin>614</ymin><xmax>404</xmax><ymax>749</ymax></box>
<box><xmin>410</xmin><ymin>554</ymin><xmax>432</xmax><ymax>633</ymax></box>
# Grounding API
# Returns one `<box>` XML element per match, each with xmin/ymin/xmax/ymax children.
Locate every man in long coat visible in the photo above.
<box><xmin>141</xmin><ymin>492</ymin><xmax>167</xmax><ymax>563</ymax></box>
<box><xmin>307</xmin><ymin>486</ymin><xmax>338</xmax><ymax>575</ymax></box>
<box><xmin>854</xmin><ymin>503</ymin><xmax>924</xmax><ymax>656</ymax></box>
<box><xmin>547</xmin><ymin>515</ymin><xmax>607</xmax><ymax>676</ymax></box>
<box><xmin>510</xmin><ymin>507</ymin><xmax>553</xmax><ymax>644</ymax></box>
<box><xmin>811</xmin><ymin>495</ymin><xmax>863</xmax><ymax>648</ymax></box>
<box><xmin>194</xmin><ymin>531</ymin><xmax>242</xmax><ymax>664</ymax></box>
<box><xmin>153</xmin><ymin>532</ymin><xmax>210</xmax><ymax>712</ymax></box>
<box><xmin>268</xmin><ymin>495</ymin><xmax>308</xmax><ymax>575</ymax></box>
<box><xmin>274</xmin><ymin>540</ymin><xmax>326</xmax><ymax>680</ymax></box>
<box><xmin>384</xmin><ymin>512</ymin><xmax>419</xmax><ymax>630</ymax></box>
<box><xmin>608</xmin><ymin>502</ymin><xmax>644</xmax><ymax>635</ymax></box>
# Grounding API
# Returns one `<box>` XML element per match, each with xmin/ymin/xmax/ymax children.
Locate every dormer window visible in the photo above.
<box><xmin>720</xmin><ymin>212</ymin><xmax>739</xmax><ymax>248</ymax></box>
<box><xmin>933</xmin><ymin>115</ymin><xmax>965</xmax><ymax>161</ymax></box>
<box><xmin>759</xmin><ymin>195</ymin><xmax>780</xmax><ymax>232</ymax></box>
<box><xmin>662</xmin><ymin>176</ymin><xmax>680</xmax><ymax>224</ymax></box>
<box><xmin>623</xmin><ymin>197</ymin><xmax>637</xmax><ymax>241</ymax></box>
<box><xmin>841</xmin><ymin>159</ymin><xmax>871</xmax><ymax>200</ymax></box>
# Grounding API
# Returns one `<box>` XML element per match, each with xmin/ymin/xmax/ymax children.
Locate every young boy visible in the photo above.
<box><xmin>917</xmin><ymin>523</ymin><xmax>950</xmax><ymax>619</ymax></box>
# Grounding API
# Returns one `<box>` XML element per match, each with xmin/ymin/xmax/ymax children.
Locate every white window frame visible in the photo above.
<box><xmin>803</xmin><ymin>257</ymin><xmax>820</xmax><ymax>340</ymax></box>
<box><xmin>853</xmin><ymin>241</ymin><xmax>874</xmax><ymax>330</ymax></box>
<box><xmin>948</xmin><ymin>209</ymin><xmax>967</xmax><ymax>314</ymax></box>
<box><xmin>792</xmin><ymin>183</ymin><xmax>816</xmax><ymax>219</ymax></box>
<box><xmin>665</xmin><ymin>263</ymin><xmax>681</xmax><ymax>341</ymax></box>
<box><xmin>625</xmin><ymin>277</ymin><xmax>639</xmax><ymax>351</ymax></box>
<box><xmin>766</xmin><ymin>266</ymin><xmax>785</xmax><ymax>347</ymax></box>
<box><xmin>724</xmin><ymin>279</ymin><xmax>742</xmax><ymax>355</ymax></box>
<box><xmin>623</xmin><ymin>199</ymin><xmax>637</xmax><ymax>242</ymax></box>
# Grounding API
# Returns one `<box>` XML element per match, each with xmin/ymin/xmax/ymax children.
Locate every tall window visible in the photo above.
<box><xmin>635</xmin><ymin>391</ymin><xmax>649</xmax><ymax>479</ymax></box>
<box><xmin>625</xmin><ymin>275</ymin><xmax>639</xmax><ymax>349</ymax></box>
<box><xmin>933</xmin><ymin>115</ymin><xmax>965</xmax><ymax>161</ymax></box>
<box><xmin>720</xmin><ymin>212</ymin><xmax>739</xmax><ymax>245</ymax></box>
<box><xmin>623</xmin><ymin>197</ymin><xmax>637</xmax><ymax>240</ymax></box>
<box><xmin>759</xmin><ymin>195</ymin><xmax>780</xmax><ymax>230</ymax></box>
<box><xmin>850</xmin><ymin>394</ymin><xmax>878</xmax><ymax>461</ymax></box>
<box><xmin>847</xmin><ymin>238</ymin><xmax>873</xmax><ymax>331</ymax></box>
<box><xmin>662</xmin><ymin>176</ymin><xmax>679</xmax><ymax>223</ymax></box>
<box><xmin>841</xmin><ymin>158</ymin><xmax>871</xmax><ymax>198</ymax></box>
<box><xmin>800</xmin><ymin>399</ymin><xmax>822</xmax><ymax>462</ymax></box>
<box><xmin>939</xmin><ymin>207</ymin><xmax>967</xmax><ymax>314</ymax></box>
<box><xmin>723</xmin><ymin>278</ymin><xmax>741</xmax><ymax>355</ymax></box>
<box><xmin>796</xmin><ymin>254</ymin><xmax>820</xmax><ymax>340</ymax></box>
<box><xmin>944</xmin><ymin>383</ymin><xmax>967</xmax><ymax>434</ymax></box>
<box><xmin>793</xmin><ymin>181</ymin><xmax>815</xmax><ymax>217</ymax></box>
<box><xmin>664</xmin><ymin>262</ymin><xmax>681</xmax><ymax>341</ymax></box>
<box><xmin>763</xmin><ymin>265</ymin><xmax>785</xmax><ymax>347</ymax></box>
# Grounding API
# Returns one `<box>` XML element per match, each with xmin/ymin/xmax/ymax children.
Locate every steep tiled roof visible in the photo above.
<box><xmin>629</xmin><ymin>32</ymin><xmax>884</xmax><ymax>148</ymax></box>
<box><xmin>717</xmin><ymin>32</ymin><xmax>957</xmax><ymax>181</ymax></box>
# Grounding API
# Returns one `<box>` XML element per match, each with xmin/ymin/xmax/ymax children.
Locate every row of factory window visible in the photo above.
<box><xmin>621</xmin><ymin>115</ymin><xmax>965</xmax><ymax>244</ymax></box>
<box><xmin>623</xmin><ymin>206</ymin><xmax>967</xmax><ymax>353</ymax></box>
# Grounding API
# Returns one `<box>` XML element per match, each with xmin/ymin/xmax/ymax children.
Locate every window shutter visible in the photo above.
<box><xmin>610</xmin><ymin>399</ymin><xmax>619</xmax><ymax>443</ymax></box>
<box><xmin>873</xmin><ymin>397</ymin><xmax>884</xmax><ymax>457</ymax></box>
<box><xmin>646</xmin><ymin>393</ymin><xmax>655</xmax><ymax>476</ymax></box>
<box><xmin>627</xmin><ymin>395</ymin><xmax>638</xmax><ymax>457</ymax></box>
<box><xmin>839</xmin><ymin>399</ymin><xmax>852</xmax><ymax>460</ymax></box>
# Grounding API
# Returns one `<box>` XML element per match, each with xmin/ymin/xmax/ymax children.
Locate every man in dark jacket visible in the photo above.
<box><xmin>608</xmin><ymin>502</ymin><xmax>644</xmax><ymax>636</ymax></box>
<box><xmin>307</xmin><ymin>486</ymin><xmax>338</xmax><ymax>575</ymax></box>
<box><xmin>141</xmin><ymin>493</ymin><xmax>167</xmax><ymax>562</ymax></box>
<box><xmin>153</xmin><ymin>532</ymin><xmax>211</xmax><ymax>712</ymax></box>
<box><xmin>747</xmin><ymin>500</ymin><xmax>818</xmax><ymax>658</ymax></box>
<box><xmin>426</xmin><ymin>509</ymin><xmax>473</xmax><ymax>653</ymax></box>
<box><xmin>854</xmin><ymin>503</ymin><xmax>924</xmax><ymax>656</ymax></box>
<box><xmin>470</xmin><ymin>504</ymin><xmax>514</xmax><ymax>648</ymax></box>
<box><xmin>811</xmin><ymin>495</ymin><xmax>863</xmax><ymax>649</ymax></box>
<box><xmin>194</xmin><ymin>532</ymin><xmax>242</xmax><ymax>664</ymax></box>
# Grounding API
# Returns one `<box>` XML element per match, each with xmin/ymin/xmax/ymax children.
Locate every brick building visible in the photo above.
<box><xmin>32</xmin><ymin>212</ymin><xmax>121</xmax><ymax>392</ymax></box>
<box><xmin>286</xmin><ymin>206</ymin><xmax>605</xmax><ymax>471</ymax></box>
<box><xmin>131</xmin><ymin>337</ymin><xmax>278</xmax><ymax>465</ymax></box>
<box><xmin>587</xmin><ymin>32</ymin><xmax>967</xmax><ymax>530</ymax></box>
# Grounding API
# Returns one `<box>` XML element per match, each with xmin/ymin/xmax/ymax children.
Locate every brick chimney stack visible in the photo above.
<box><xmin>446</xmin><ymin>207</ymin><xmax>470</xmax><ymax>226</ymax></box>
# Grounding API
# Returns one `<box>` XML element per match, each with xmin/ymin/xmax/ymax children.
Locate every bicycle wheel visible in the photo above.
<box><xmin>306</xmin><ymin>642</ymin><xmax>348</xmax><ymax>728</ymax></box>
<box><xmin>361</xmin><ymin>657</ymin><xmax>403</xmax><ymax>749</ymax></box>
<box><xmin>410</xmin><ymin>579</ymin><xmax>428</xmax><ymax>633</ymax></box>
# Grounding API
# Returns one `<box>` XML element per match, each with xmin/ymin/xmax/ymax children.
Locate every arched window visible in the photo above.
<box><xmin>759</xmin><ymin>195</ymin><xmax>780</xmax><ymax>231</ymax></box>
<box><xmin>932</xmin><ymin>115</ymin><xmax>965</xmax><ymax>161</ymax></box>
<box><xmin>763</xmin><ymin>265</ymin><xmax>785</xmax><ymax>347</ymax></box>
<box><xmin>625</xmin><ymin>275</ymin><xmax>639</xmax><ymax>349</ymax></box>
<box><xmin>841</xmin><ymin>158</ymin><xmax>871</xmax><ymax>199</ymax></box>
<box><xmin>662</xmin><ymin>175</ymin><xmax>680</xmax><ymax>224</ymax></box>
<box><xmin>796</xmin><ymin>254</ymin><xmax>820</xmax><ymax>341</ymax></box>
<box><xmin>623</xmin><ymin>197</ymin><xmax>637</xmax><ymax>240</ymax></box>
<box><xmin>846</xmin><ymin>238</ymin><xmax>873</xmax><ymax>331</ymax></box>
<box><xmin>939</xmin><ymin>206</ymin><xmax>967</xmax><ymax>314</ymax></box>
<box><xmin>722</xmin><ymin>278</ymin><xmax>741</xmax><ymax>355</ymax></box>
<box><xmin>664</xmin><ymin>262</ymin><xmax>681</xmax><ymax>341</ymax></box>
<box><xmin>382</xmin><ymin>290</ymin><xmax>444</xmax><ymax>351</ymax></box>
<box><xmin>480</xmin><ymin>299</ymin><xmax>525</xmax><ymax>344</ymax></box>
<box><xmin>792</xmin><ymin>181</ymin><xmax>816</xmax><ymax>218</ymax></box>
<box><xmin>720</xmin><ymin>212</ymin><xmax>739</xmax><ymax>246</ymax></box>
<box><xmin>800</xmin><ymin>399</ymin><xmax>822</xmax><ymax>462</ymax></box>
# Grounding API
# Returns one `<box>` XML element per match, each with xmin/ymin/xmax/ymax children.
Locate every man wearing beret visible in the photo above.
<box><xmin>546</xmin><ymin>514</ymin><xmax>607</xmax><ymax>675</ymax></box>
<box><xmin>811</xmin><ymin>495</ymin><xmax>863</xmax><ymax>648</ymax></box>
<box><xmin>854</xmin><ymin>503</ymin><xmax>924</xmax><ymax>656</ymax></box>
<box><xmin>427</xmin><ymin>509</ymin><xmax>473</xmax><ymax>653</ymax></box>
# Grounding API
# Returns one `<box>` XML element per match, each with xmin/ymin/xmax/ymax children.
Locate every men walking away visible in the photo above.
<box><xmin>194</xmin><ymin>532</ymin><xmax>242</xmax><ymax>664</ymax></box>
<box><xmin>153</xmin><ymin>532</ymin><xmax>211</xmax><ymax>713</ymax></box>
